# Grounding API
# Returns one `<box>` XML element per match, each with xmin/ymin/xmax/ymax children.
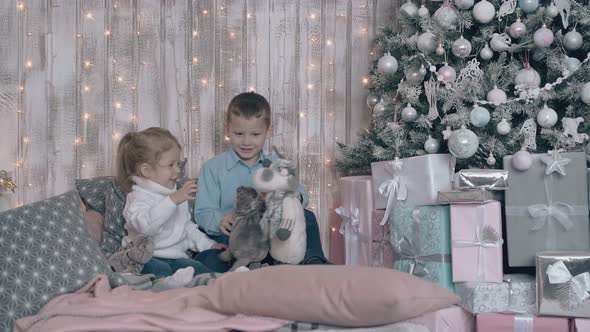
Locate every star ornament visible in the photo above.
<box><xmin>541</xmin><ymin>149</ymin><xmax>571</xmax><ymax>176</ymax></box>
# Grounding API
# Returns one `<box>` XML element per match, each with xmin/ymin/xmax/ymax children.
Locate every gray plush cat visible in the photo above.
<box><xmin>218</xmin><ymin>186</ymin><xmax>269</xmax><ymax>271</ymax></box>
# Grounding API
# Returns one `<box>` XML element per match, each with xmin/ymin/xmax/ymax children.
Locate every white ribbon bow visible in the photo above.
<box><xmin>528</xmin><ymin>203</ymin><xmax>574</xmax><ymax>231</ymax></box>
<box><xmin>335</xmin><ymin>206</ymin><xmax>360</xmax><ymax>235</ymax></box>
<box><xmin>546</xmin><ymin>260</ymin><xmax>590</xmax><ymax>303</ymax></box>
<box><xmin>379</xmin><ymin>158</ymin><xmax>408</xmax><ymax>226</ymax></box>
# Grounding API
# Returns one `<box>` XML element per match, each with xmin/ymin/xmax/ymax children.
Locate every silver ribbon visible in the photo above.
<box><xmin>452</xmin><ymin>205</ymin><xmax>503</xmax><ymax>281</ymax></box>
<box><xmin>335</xmin><ymin>206</ymin><xmax>363</xmax><ymax>265</ymax></box>
<box><xmin>546</xmin><ymin>260</ymin><xmax>590</xmax><ymax>304</ymax></box>
<box><xmin>513</xmin><ymin>315</ymin><xmax>534</xmax><ymax>332</ymax></box>
<box><xmin>378</xmin><ymin>158</ymin><xmax>408</xmax><ymax>226</ymax></box>
<box><xmin>505</xmin><ymin>172</ymin><xmax>586</xmax><ymax>250</ymax></box>
<box><xmin>394</xmin><ymin>209</ymin><xmax>451</xmax><ymax>277</ymax></box>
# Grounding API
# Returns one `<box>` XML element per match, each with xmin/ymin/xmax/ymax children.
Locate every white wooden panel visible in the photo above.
<box><xmin>79</xmin><ymin>0</ymin><xmax>108</xmax><ymax>178</ymax></box>
<box><xmin>0</xmin><ymin>0</ymin><xmax>20</xmax><ymax>207</ymax></box>
<box><xmin>109</xmin><ymin>0</ymin><xmax>135</xmax><ymax>173</ymax></box>
<box><xmin>162</xmin><ymin>0</ymin><xmax>191</xmax><ymax>172</ymax></box>
<box><xmin>191</xmin><ymin>0</ymin><xmax>217</xmax><ymax>173</ymax></box>
<box><xmin>268</xmin><ymin>0</ymin><xmax>298</xmax><ymax>160</ymax></box>
<box><xmin>47</xmin><ymin>0</ymin><xmax>77</xmax><ymax>196</ymax></box>
<box><xmin>136</xmin><ymin>1</ymin><xmax>161</xmax><ymax>130</ymax></box>
<box><xmin>22</xmin><ymin>0</ymin><xmax>49</xmax><ymax>205</ymax></box>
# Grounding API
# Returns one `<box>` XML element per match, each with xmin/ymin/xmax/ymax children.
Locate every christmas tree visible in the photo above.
<box><xmin>337</xmin><ymin>0</ymin><xmax>590</xmax><ymax>175</ymax></box>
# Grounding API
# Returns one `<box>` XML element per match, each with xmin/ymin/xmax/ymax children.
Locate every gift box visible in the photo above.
<box><xmin>536</xmin><ymin>251</ymin><xmax>590</xmax><ymax>318</ymax></box>
<box><xmin>391</xmin><ymin>205</ymin><xmax>453</xmax><ymax>290</ymax></box>
<box><xmin>476</xmin><ymin>313</ymin><xmax>569</xmax><ymax>332</ymax></box>
<box><xmin>451</xmin><ymin>201</ymin><xmax>503</xmax><ymax>283</ymax></box>
<box><xmin>371</xmin><ymin>154</ymin><xmax>453</xmax><ymax>211</ymax></box>
<box><xmin>437</xmin><ymin>189</ymin><xmax>503</xmax><ymax>204</ymax></box>
<box><xmin>571</xmin><ymin>318</ymin><xmax>590</xmax><ymax>332</ymax></box>
<box><xmin>503</xmin><ymin>151</ymin><xmax>590</xmax><ymax>267</ymax></box>
<box><xmin>405</xmin><ymin>305</ymin><xmax>474</xmax><ymax>332</ymax></box>
<box><xmin>453</xmin><ymin>168</ymin><xmax>508</xmax><ymax>190</ymax></box>
<box><xmin>455</xmin><ymin>274</ymin><xmax>536</xmax><ymax>314</ymax></box>
<box><xmin>372</xmin><ymin>210</ymin><xmax>394</xmax><ymax>268</ymax></box>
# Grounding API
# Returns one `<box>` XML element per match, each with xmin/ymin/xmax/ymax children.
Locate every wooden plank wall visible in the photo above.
<box><xmin>0</xmin><ymin>0</ymin><xmax>396</xmax><ymax>256</ymax></box>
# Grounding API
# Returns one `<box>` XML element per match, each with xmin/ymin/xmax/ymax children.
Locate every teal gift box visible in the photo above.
<box><xmin>391</xmin><ymin>205</ymin><xmax>453</xmax><ymax>291</ymax></box>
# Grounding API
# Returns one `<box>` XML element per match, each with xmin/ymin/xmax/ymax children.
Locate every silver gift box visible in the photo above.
<box><xmin>537</xmin><ymin>251</ymin><xmax>590</xmax><ymax>318</ymax></box>
<box><xmin>453</xmin><ymin>169</ymin><xmax>508</xmax><ymax>190</ymax></box>
<box><xmin>455</xmin><ymin>274</ymin><xmax>536</xmax><ymax>314</ymax></box>
<box><xmin>371</xmin><ymin>154</ymin><xmax>453</xmax><ymax>209</ymax></box>
<box><xmin>437</xmin><ymin>189</ymin><xmax>503</xmax><ymax>204</ymax></box>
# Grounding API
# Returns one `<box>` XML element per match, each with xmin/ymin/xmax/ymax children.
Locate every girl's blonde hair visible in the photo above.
<box><xmin>116</xmin><ymin>127</ymin><xmax>181</xmax><ymax>192</ymax></box>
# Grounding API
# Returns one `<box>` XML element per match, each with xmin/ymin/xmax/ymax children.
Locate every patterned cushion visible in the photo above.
<box><xmin>76</xmin><ymin>177</ymin><xmax>127</xmax><ymax>257</ymax></box>
<box><xmin>0</xmin><ymin>190</ymin><xmax>112</xmax><ymax>331</ymax></box>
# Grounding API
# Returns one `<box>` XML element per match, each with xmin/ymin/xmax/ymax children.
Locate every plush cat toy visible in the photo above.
<box><xmin>108</xmin><ymin>235</ymin><xmax>154</xmax><ymax>273</ymax></box>
<box><xmin>252</xmin><ymin>151</ymin><xmax>306</xmax><ymax>264</ymax></box>
<box><xmin>218</xmin><ymin>186</ymin><xmax>269</xmax><ymax>271</ymax></box>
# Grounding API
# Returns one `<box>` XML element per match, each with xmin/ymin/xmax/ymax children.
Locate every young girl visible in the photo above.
<box><xmin>117</xmin><ymin>127</ymin><xmax>227</xmax><ymax>288</ymax></box>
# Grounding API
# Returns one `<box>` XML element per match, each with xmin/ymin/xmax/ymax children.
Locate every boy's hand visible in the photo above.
<box><xmin>211</xmin><ymin>243</ymin><xmax>228</xmax><ymax>250</ymax></box>
<box><xmin>170</xmin><ymin>181</ymin><xmax>198</xmax><ymax>205</ymax></box>
<box><xmin>220</xmin><ymin>213</ymin><xmax>235</xmax><ymax>236</ymax></box>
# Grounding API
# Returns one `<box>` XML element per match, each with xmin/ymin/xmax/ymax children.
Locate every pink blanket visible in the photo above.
<box><xmin>14</xmin><ymin>274</ymin><xmax>288</xmax><ymax>332</ymax></box>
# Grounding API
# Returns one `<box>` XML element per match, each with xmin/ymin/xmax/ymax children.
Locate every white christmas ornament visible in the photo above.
<box><xmin>563</xmin><ymin>56</ymin><xmax>581</xmax><ymax>76</ymax></box>
<box><xmin>487</xmin><ymin>86</ymin><xmax>507</xmax><ymax>105</ymax></box>
<box><xmin>518</xmin><ymin>0</ymin><xmax>539</xmax><ymax>14</ymax></box>
<box><xmin>509</xmin><ymin>18</ymin><xmax>527</xmax><ymax>39</ymax></box>
<box><xmin>470</xmin><ymin>106</ymin><xmax>491</xmax><ymax>127</ymax></box>
<box><xmin>536</xmin><ymin>104</ymin><xmax>558</xmax><ymax>128</ymax></box>
<box><xmin>562</xmin><ymin>117</ymin><xmax>589</xmax><ymax>143</ymax></box>
<box><xmin>546</xmin><ymin>2</ymin><xmax>559</xmax><ymax>17</ymax></box>
<box><xmin>377</xmin><ymin>52</ymin><xmax>398</xmax><ymax>75</ymax></box>
<box><xmin>437</xmin><ymin>63</ymin><xmax>456</xmax><ymax>83</ymax></box>
<box><xmin>456</xmin><ymin>0</ymin><xmax>475</xmax><ymax>9</ymax></box>
<box><xmin>400</xmin><ymin>0</ymin><xmax>419</xmax><ymax>17</ymax></box>
<box><xmin>434</xmin><ymin>3</ymin><xmax>460</xmax><ymax>30</ymax></box>
<box><xmin>515</xmin><ymin>66</ymin><xmax>541</xmax><ymax>89</ymax></box>
<box><xmin>424</xmin><ymin>135</ymin><xmax>440</xmax><ymax>153</ymax></box>
<box><xmin>473</xmin><ymin>0</ymin><xmax>496</xmax><ymax>24</ymax></box>
<box><xmin>581</xmin><ymin>82</ymin><xmax>590</xmax><ymax>105</ymax></box>
<box><xmin>480</xmin><ymin>43</ymin><xmax>494</xmax><ymax>60</ymax></box>
<box><xmin>401</xmin><ymin>103</ymin><xmax>418</xmax><ymax>122</ymax></box>
<box><xmin>496</xmin><ymin>118</ymin><xmax>511</xmax><ymax>135</ymax></box>
<box><xmin>417</xmin><ymin>31</ymin><xmax>437</xmax><ymax>54</ymax></box>
<box><xmin>533</xmin><ymin>25</ymin><xmax>554</xmax><ymax>48</ymax></box>
<box><xmin>418</xmin><ymin>5</ymin><xmax>430</xmax><ymax>17</ymax></box>
<box><xmin>452</xmin><ymin>36</ymin><xmax>472</xmax><ymax>58</ymax></box>
<box><xmin>448</xmin><ymin>126</ymin><xmax>479</xmax><ymax>159</ymax></box>
<box><xmin>563</xmin><ymin>29</ymin><xmax>583</xmax><ymax>51</ymax></box>
<box><xmin>486</xmin><ymin>153</ymin><xmax>497</xmax><ymax>166</ymax></box>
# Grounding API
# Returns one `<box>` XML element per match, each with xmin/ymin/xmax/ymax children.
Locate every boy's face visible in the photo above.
<box><xmin>226</xmin><ymin>114</ymin><xmax>269</xmax><ymax>167</ymax></box>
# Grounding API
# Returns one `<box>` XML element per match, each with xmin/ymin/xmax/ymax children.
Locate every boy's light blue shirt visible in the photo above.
<box><xmin>194</xmin><ymin>149</ymin><xmax>309</xmax><ymax>236</ymax></box>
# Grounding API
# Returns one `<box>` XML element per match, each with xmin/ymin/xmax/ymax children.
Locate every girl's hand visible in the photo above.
<box><xmin>220</xmin><ymin>213</ymin><xmax>235</xmax><ymax>236</ymax></box>
<box><xmin>211</xmin><ymin>243</ymin><xmax>228</xmax><ymax>250</ymax></box>
<box><xmin>170</xmin><ymin>181</ymin><xmax>198</xmax><ymax>205</ymax></box>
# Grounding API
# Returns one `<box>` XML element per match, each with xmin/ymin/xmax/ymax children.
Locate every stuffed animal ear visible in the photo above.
<box><xmin>262</xmin><ymin>158</ymin><xmax>272</xmax><ymax>167</ymax></box>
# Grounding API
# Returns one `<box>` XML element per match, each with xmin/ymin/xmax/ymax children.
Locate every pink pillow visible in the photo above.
<box><xmin>83</xmin><ymin>210</ymin><xmax>104</xmax><ymax>244</ymax></box>
<box><xmin>200</xmin><ymin>265</ymin><xmax>459</xmax><ymax>327</ymax></box>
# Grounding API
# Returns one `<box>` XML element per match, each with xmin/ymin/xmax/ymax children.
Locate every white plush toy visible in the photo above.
<box><xmin>252</xmin><ymin>150</ymin><xmax>306</xmax><ymax>265</ymax></box>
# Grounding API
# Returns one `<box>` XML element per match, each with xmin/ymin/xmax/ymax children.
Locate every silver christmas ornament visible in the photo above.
<box><xmin>515</xmin><ymin>66</ymin><xmax>541</xmax><ymax>89</ymax></box>
<box><xmin>424</xmin><ymin>135</ymin><xmax>440</xmax><ymax>154</ymax></box>
<box><xmin>448</xmin><ymin>125</ymin><xmax>480</xmax><ymax>159</ymax></box>
<box><xmin>473</xmin><ymin>0</ymin><xmax>496</xmax><ymax>24</ymax></box>
<box><xmin>373</xmin><ymin>99</ymin><xmax>391</xmax><ymax>114</ymax></box>
<box><xmin>563</xmin><ymin>56</ymin><xmax>582</xmax><ymax>76</ymax></box>
<box><xmin>564</xmin><ymin>29</ymin><xmax>583</xmax><ymax>51</ymax></box>
<box><xmin>405</xmin><ymin>67</ymin><xmax>426</xmax><ymax>84</ymax></box>
<box><xmin>518</xmin><ymin>0</ymin><xmax>539</xmax><ymax>14</ymax></box>
<box><xmin>496</xmin><ymin>118</ymin><xmax>511</xmax><ymax>135</ymax></box>
<box><xmin>533</xmin><ymin>25</ymin><xmax>554</xmax><ymax>48</ymax></box>
<box><xmin>400</xmin><ymin>0</ymin><xmax>419</xmax><ymax>17</ymax></box>
<box><xmin>418</xmin><ymin>64</ymin><xmax>427</xmax><ymax>76</ymax></box>
<box><xmin>407</xmin><ymin>33</ymin><xmax>419</xmax><ymax>48</ymax></box>
<box><xmin>486</xmin><ymin>153</ymin><xmax>497</xmax><ymax>166</ymax></box>
<box><xmin>451</xmin><ymin>36</ymin><xmax>472</xmax><ymax>58</ymax></box>
<box><xmin>480</xmin><ymin>43</ymin><xmax>494</xmax><ymax>60</ymax></box>
<box><xmin>418</xmin><ymin>5</ymin><xmax>429</xmax><ymax>17</ymax></box>
<box><xmin>546</xmin><ymin>3</ymin><xmax>559</xmax><ymax>18</ymax></box>
<box><xmin>417</xmin><ymin>31</ymin><xmax>437</xmax><ymax>54</ymax></box>
<box><xmin>434</xmin><ymin>4</ymin><xmax>460</xmax><ymax>30</ymax></box>
<box><xmin>455</xmin><ymin>0</ymin><xmax>475</xmax><ymax>10</ymax></box>
<box><xmin>581</xmin><ymin>82</ymin><xmax>590</xmax><ymax>105</ymax></box>
<box><xmin>401</xmin><ymin>103</ymin><xmax>418</xmax><ymax>122</ymax></box>
<box><xmin>377</xmin><ymin>52</ymin><xmax>399</xmax><ymax>75</ymax></box>
<box><xmin>509</xmin><ymin>18</ymin><xmax>527</xmax><ymax>39</ymax></box>
<box><xmin>366</xmin><ymin>94</ymin><xmax>380</xmax><ymax>108</ymax></box>
<box><xmin>536</xmin><ymin>104</ymin><xmax>558</xmax><ymax>128</ymax></box>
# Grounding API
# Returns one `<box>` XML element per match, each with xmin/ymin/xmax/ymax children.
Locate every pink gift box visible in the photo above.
<box><xmin>571</xmin><ymin>318</ymin><xmax>590</xmax><ymax>331</ymax></box>
<box><xmin>406</xmin><ymin>305</ymin><xmax>474</xmax><ymax>332</ymax></box>
<box><xmin>451</xmin><ymin>201</ymin><xmax>503</xmax><ymax>283</ymax></box>
<box><xmin>476</xmin><ymin>313</ymin><xmax>569</xmax><ymax>332</ymax></box>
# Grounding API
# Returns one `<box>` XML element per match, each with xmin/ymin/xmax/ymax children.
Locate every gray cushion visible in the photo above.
<box><xmin>0</xmin><ymin>190</ymin><xmax>112</xmax><ymax>331</ymax></box>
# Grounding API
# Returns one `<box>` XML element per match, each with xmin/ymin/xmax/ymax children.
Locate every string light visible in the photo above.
<box><xmin>307</xmin><ymin>84</ymin><xmax>314</xmax><ymax>90</ymax></box>
<box><xmin>326</xmin><ymin>40</ymin><xmax>333</xmax><ymax>46</ymax></box>
<box><xmin>83</xmin><ymin>113</ymin><xmax>90</xmax><ymax>120</ymax></box>
<box><xmin>83</xmin><ymin>61</ymin><xmax>92</xmax><ymax>68</ymax></box>
<box><xmin>112</xmin><ymin>132</ymin><xmax>121</xmax><ymax>140</ymax></box>
<box><xmin>104</xmin><ymin>30</ymin><xmax>110</xmax><ymax>36</ymax></box>
<box><xmin>16</xmin><ymin>2</ymin><xmax>24</xmax><ymax>11</ymax></box>
<box><xmin>299</xmin><ymin>112</ymin><xmax>306</xmax><ymax>118</ymax></box>
<box><xmin>362</xmin><ymin>77</ymin><xmax>369</xmax><ymax>85</ymax></box>
<box><xmin>85</xmin><ymin>12</ymin><xmax>93</xmax><ymax>19</ymax></box>
<box><xmin>200</xmin><ymin>79</ymin><xmax>207</xmax><ymax>85</ymax></box>
<box><xmin>309</xmin><ymin>13</ymin><xmax>317</xmax><ymax>19</ymax></box>
<box><xmin>229</xmin><ymin>32</ymin><xmax>236</xmax><ymax>39</ymax></box>
<box><xmin>25</xmin><ymin>61</ymin><xmax>32</xmax><ymax>68</ymax></box>
<box><xmin>192</xmin><ymin>57</ymin><xmax>198</xmax><ymax>63</ymax></box>
<box><xmin>74</xmin><ymin>137</ymin><xmax>81</xmax><ymax>145</ymax></box>
<box><xmin>117</xmin><ymin>76</ymin><xmax>123</xmax><ymax>82</ymax></box>
<box><xmin>331</xmin><ymin>227</ymin><xmax>336</xmax><ymax>232</ymax></box>
<box><xmin>22</xmin><ymin>136</ymin><xmax>30</xmax><ymax>144</ymax></box>
<box><xmin>192</xmin><ymin>30</ymin><xmax>198</xmax><ymax>37</ymax></box>
<box><xmin>83</xmin><ymin>85</ymin><xmax>90</xmax><ymax>92</ymax></box>
<box><xmin>18</xmin><ymin>85</ymin><xmax>24</xmax><ymax>92</ymax></box>
<box><xmin>202</xmin><ymin>9</ymin><xmax>208</xmax><ymax>14</ymax></box>
<box><xmin>224</xmin><ymin>136</ymin><xmax>230</xmax><ymax>141</ymax></box>
<box><xmin>114</xmin><ymin>102</ymin><xmax>121</xmax><ymax>109</ymax></box>
<box><xmin>248</xmin><ymin>86</ymin><xmax>255</xmax><ymax>92</ymax></box>
<box><xmin>247</xmin><ymin>13</ymin><xmax>252</xmax><ymax>18</ymax></box>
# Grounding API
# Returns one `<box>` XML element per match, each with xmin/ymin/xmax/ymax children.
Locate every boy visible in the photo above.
<box><xmin>194</xmin><ymin>92</ymin><xmax>329</xmax><ymax>270</ymax></box>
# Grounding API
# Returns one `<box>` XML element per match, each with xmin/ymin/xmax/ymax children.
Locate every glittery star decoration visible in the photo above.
<box><xmin>541</xmin><ymin>149</ymin><xmax>571</xmax><ymax>176</ymax></box>
<box><xmin>443</xmin><ymin>126</ymin><xmax>453</xmax><ymax>140</ymax></box>
<box><xmin>0</xmin><ymin>170</ymin><xmax>16</xmax><ymax>192</ymax></box>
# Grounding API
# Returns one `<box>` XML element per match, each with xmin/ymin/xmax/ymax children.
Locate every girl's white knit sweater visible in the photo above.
<box><xmin>122</xmin><ymin>176</ymin><xmax>216</xmax><ymax>259</ymax></box>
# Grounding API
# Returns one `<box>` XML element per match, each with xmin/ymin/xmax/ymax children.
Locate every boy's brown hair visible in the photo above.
<box><xmin>226</xmin><ymin>92</ymin><xmax>271</xmax><ymax>127</ymax></box>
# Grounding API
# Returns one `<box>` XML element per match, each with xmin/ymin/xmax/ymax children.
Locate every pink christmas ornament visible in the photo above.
<box><xmin>509</xmin><ymin>18</ymin><xmax>526</xmax><ymax>39</ymax></box>
<box><xmin>437</xmin><ymin>63</ymin><xmax>457</xmax><ymax>83</ymax></box>
<box><xmin>486</xmin><ymin>86</ymin><xmax>507</xmax><ymax>105</ymax></box>
<box><xmin>512</xmin><ymin>149</ymin><xmax>533</xmax><ymax>171</ymax></box>
<box><xmin>533</xmin><ymin>25</ymin><xmax>554</xmax><ymax>48</ymax></box>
